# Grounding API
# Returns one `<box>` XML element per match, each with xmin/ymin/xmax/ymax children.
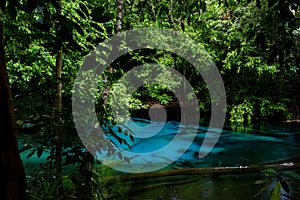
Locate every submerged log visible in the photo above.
<box><xmin>105</xmin><ymin>162</ymin><xmax>300</xmax><ymax>184</ymax></box>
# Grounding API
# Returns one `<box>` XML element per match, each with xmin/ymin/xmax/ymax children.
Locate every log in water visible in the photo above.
<box><xmin>105</xmin><ymin>162</ymin><xmax>300</xmax><ymax>184</ymax></box>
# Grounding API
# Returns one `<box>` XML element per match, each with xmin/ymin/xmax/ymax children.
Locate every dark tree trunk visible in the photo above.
<box><xmin>53</xmin><ymin>48</ymin><xmax>63</xmax><ymax>183</ymax></box>
<box><xmin>115</xmin><ymin>0</ymin><xmax>123</xmax><ymax>35</ymax></box>
<box><xmin>169</xmin><ymin>0</ymin><xmax>174</xmax><ymax>28</ymax></box>
<box><xmin>0</xmin><ymin>8</ymin><xmax>26</xmax><ymax>200</ymax></box>
<box><xmin>53</xmin><ymin>0</ymin><xmax>63</xmax><ymax>192</ymax></box>
<box><xmin>102</xmin><ymin>0</ymin><xmax>123</xmax><ymax>109</ymax></box>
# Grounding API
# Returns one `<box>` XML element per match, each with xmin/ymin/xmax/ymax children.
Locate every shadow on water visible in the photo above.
<box><xmin>107</xmin><ymin>173</ymin><xmax>259</xmax><ymax>200</ymax></box>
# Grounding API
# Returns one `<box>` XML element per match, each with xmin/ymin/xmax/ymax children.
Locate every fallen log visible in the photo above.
<box><xmin>256</xmin><ymin>153</ymin><xmax>300</xmax><ymax>166</ymax></box>
<box><xmin>104</xmin><ymin>162</ymin><xmax>300</xmax><ymax>184</ymax></box>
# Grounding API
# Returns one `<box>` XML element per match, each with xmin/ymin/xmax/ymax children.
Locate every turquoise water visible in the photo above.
<box><xmin>105</xmin><ymin>119</ymin><xmax>300</xmax><ymax>199</ymax></box>
<box><xmin>20</xmin><ymin>119</ymin><xmax>300</xmax><ymax>171</ymax></box>
<box><xmin>19</xmin><ymin>119</ymin><xmax>300</xmax><ymax>199</ymax></box>
<box><xmin>109</xmin><ymin>118</ymin><xmax>300</xmax><ymax>170</ymax></box>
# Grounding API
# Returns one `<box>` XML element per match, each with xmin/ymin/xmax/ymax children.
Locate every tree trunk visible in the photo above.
<box><xmin>101</xmin><ymin>0</ymin><xmax>123</xmax><ymax>109</ymax></box>
<box><xmin>115</xmin><ymin>0</ymin><xmax>123</xmax><ymax>35</ymax></box>
<box><xmin>0</xmin><ymin>8</ymin><xmax>26</xmax><ymax>200</ymax></box>
<box><xmin>53</xmin><ymin>49</ymin><xmax>62</xmax><ymax>180</ymax></box>
<box><xmin>53</xmin><ymin>0</ymin><xmax>63</xmax><ymax>192</ymax></box>
<box><xmin>169</xmin><ymin>0</ymin><xmax>174</xmax><ymax>28</ymax></box>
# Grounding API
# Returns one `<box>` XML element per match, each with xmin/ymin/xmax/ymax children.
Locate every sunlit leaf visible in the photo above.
<box><xmin>270</xmin><ymin>182</ymin><xmax>281</xmax><ymax>200</ymax></box>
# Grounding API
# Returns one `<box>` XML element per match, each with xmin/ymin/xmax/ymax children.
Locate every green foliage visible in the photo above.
<box><xmin>26</xmin><ymin>161</ymin><xmax>107</xmax><ymax>200</ymax></box>
<box><xmin>230</xmin><ymin>101</ymin><xmax>254</xmax><ymax>123</ymax></box>
<box><xmin>3</xmin><ymin>0</ymin><xmax>131</xmax><ymax>199</ymax></box>
<box><xmin>2</xmin><ymin>0</ymin><xmax>300</xmax><ymax>198</ymax></box>
<box><xmin>254</xmin><ymin>169</ymin><xmax>300</xmax><ymax>200</ymax></box>
<box><xmin>196</xmin><ymin>0</ymin><xmax>299</xmax><ymax>122</ymax></box>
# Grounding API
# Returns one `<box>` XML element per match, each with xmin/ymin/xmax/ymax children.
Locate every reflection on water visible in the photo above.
<box><xmin>115</xmin><ymin>174</ymin><xmax>255</xmax><ymax>200</ymax></box>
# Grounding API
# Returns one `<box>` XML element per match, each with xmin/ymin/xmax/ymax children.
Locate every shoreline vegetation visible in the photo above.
<box><xmin>131</xmin><ymin>101</ymin><xmax>300</xmax><ymax>123</ymax></box>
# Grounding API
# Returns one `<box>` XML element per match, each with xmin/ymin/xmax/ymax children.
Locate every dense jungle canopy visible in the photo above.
<box><xmin>0</xmin><ymin>0</ymin><xmax>300</xmax><ymax>199</ymax></box>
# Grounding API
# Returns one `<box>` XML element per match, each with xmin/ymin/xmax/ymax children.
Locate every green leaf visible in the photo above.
<box><xmin>16</xmin><ymin>120</ymin><xmax>24</xmax><ymax>126</ymax></box>
<box><xmin>261</xmin><ymin>169</ymin><xmax>277</xmax><ymax>176</ymax></box>
<box><xmin>282</xmin><ymin>171</ymin><xmax>300</xmax><ymax>181</ymax></box>
<box><xmin>43</xmin><ymin>181</ymin><xmax>49</xmax><ymax>193</ymax></box>
<box><xmin>253</xmin><ymin>180</ymin><xmax>273</xmax><ymax>198</ymax></box>
<box><xmin>224</xmin><ymin>0</ymin><xmax>228</xmax><ymax>8</ymax></box>
<box><xmin>270</xmin><ymin>182</ymin><xmax>281</xmax><ymax>200</ymax></box>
